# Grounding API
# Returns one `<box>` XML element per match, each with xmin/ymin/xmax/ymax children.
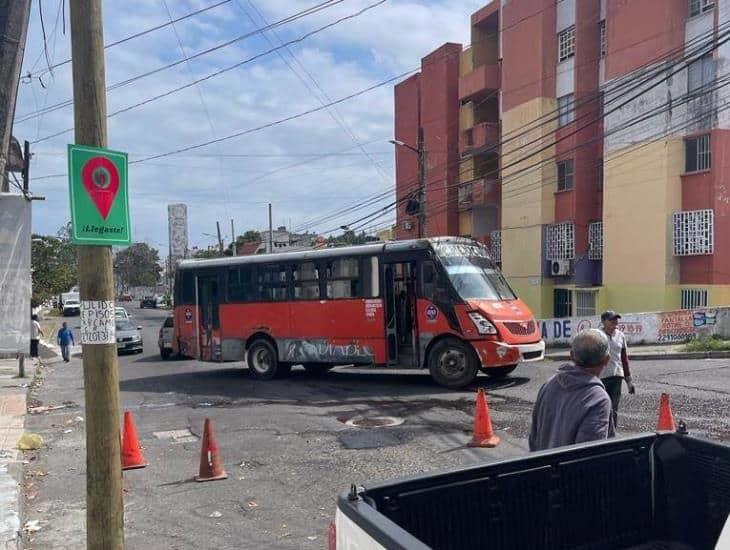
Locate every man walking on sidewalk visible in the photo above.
<box><xmin>57</xmin><ymin>322</ymin><xmax>75</xmax><ymax>362</ymax></box>
<box><xmin>529</xmin><ymin>329</ymin><xmax>615</xmax><ymax>451</ymax></box>
<box><xmin>600</xmin><ymin>310</ymin><xmax>635</xmax><ymax>427</ymax></box>
<box><xmin>30</xmin><ymin>314</ymin><xmax>43</xmax><ymax>360</ymax></box>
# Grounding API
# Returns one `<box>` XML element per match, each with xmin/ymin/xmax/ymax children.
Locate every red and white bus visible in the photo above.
<box><xmin>172</xmin><ymin>237</ymin><xmax>544</xmax><ymax>389</ymax></box>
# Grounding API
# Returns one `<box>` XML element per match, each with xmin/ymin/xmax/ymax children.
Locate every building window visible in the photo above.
<box><xmin>599</xmin><ymin>21</ymin><xmax>607</xmax><ymax>57</ymax></box>
<box><xmin>685</xmin><ymin>134</ymin><xmax>711</xmax><ymax>172</ymax></box>
<box><xmin>490</xmin><ymin>230</ymin><xmax>501</xmax><ymax>263</ymax></box>
<box><xmin>688</xmin><ymin>55</ymin><xmax>715</xmax><ymax>93</ymax></box>
<box><xmin>681</xmin><ymin>288</ymin><xmax>708</xmax><ymax>309</ymax></box>
<box><xmin>576</xmin><ymin>290</ymin><xmax>597</xmax><ymax>316</ymax></box>
<box><xmin>557</xmin><ymin>94</ymin><xmax>575</xmax><ymax>126</ymax></box>
<box><xmin>673</xmin><ymin>209</ymin><xmax>714</xmax><ymax>256</ymax></box>
<box><xmin>558</xmin><ymin>26</ymin><xmax>576</xmax><ymax>62</ymax></box>
<box><xmin>689</xmin><ymin>0</ymin><xmax>714</xmax><ymax>17</ymax></box>
<box><xmin>589</xmin><ymin>221</ymin><xmax>603</xmax><ymax>260</ymax></box>
<box><xmin>545</xmin><ymin>221</ymin><xmax>575</xmax><ymax>260</ymax></box>
<box><xmin>554</xmin><ymin>288</ymin><xmax>573</xmax><ymax>318</ymax></box>
<box><xmin>557</xmin><ymin>159</ymin><xmax>574</xmax><ymax>191</ymax></box>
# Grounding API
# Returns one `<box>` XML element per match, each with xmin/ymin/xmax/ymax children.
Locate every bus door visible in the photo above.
<box><xmin>384</xmin><ymin>261</ymin><xmax>418</xmax><ymax>367</ymax></box>
<box><xmin>196</xmin><ymin>274</ymin><xmax>221</xmax><ymax>361</ymax></box>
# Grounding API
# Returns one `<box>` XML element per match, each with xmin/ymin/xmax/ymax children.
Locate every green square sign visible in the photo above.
<box><xmin>67</xmin><ymin>144</ymin><xmax>132</xmax><ymax>246</ymax></box>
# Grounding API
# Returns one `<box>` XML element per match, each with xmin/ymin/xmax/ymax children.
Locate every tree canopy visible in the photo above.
<box><xmin>114</xmin><ymin>243</ymin><xmax>161</xmax><ymax>290</ymax></box>
<box><xmin>31</xmin><ymin>227</ymin><xmax>78</xmax><ymax>307</ymax></box>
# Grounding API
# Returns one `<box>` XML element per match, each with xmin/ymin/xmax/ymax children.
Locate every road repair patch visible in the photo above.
<box><xmin>152</xmin><ymin>429</ymin><xmax>197</xmax><ymax>444</ymax></box>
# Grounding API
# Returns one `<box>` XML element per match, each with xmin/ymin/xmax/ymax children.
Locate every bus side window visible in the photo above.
<box><xmin>360</xmin><ymin>257</ymin><xmax>379</xmax><ymax>298</ymax></box>
<box><xmin>421</xmin><ymin>261</ymin><xmax>437</xmax><ymax>300</ymax></box>
<box><xmin>181</xmin><ymin>271</ymin><xmax>195</xmax><ymax>304</ymax></box>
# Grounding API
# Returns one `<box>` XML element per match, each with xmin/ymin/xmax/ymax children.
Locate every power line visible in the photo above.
<box><xmin>25</xmin><ymin>0</ymin><xmax>233</xmax><ymax>80</ymax></box>
<box><xmin>29</xmin><ymin>0</ymin><xmax>387</xmax><ymax>144</ymax></box>
<box><xmin>16</xmin><ymin>0</ymin><xmax>346</xmax><ymax>123</ymax></box>
<box><xmin>327</xmin><ymin>38</ymin><xmax>730</xmax><ymax>235</ymax></box>
<box><xmin>235</xmin><ymin>0</ymin><xmax>393</xmax><ymax>185</ymax></box>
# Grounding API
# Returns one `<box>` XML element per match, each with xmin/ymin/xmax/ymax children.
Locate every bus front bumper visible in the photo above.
<box><xmin>472</xmin><ymin>340</ymin><xmax>545</xmax><ymax>366</ymax></box>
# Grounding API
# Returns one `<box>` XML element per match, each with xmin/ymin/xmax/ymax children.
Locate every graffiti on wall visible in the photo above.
<box><xmin>540</xmin><ymin>307</ymin><xmax>729</xmax><ymax>346</ymax></box>
<box><xmin>280</xmin><ymin>339</ymin><xmax>374</xmax><ymax>363</ymax></box>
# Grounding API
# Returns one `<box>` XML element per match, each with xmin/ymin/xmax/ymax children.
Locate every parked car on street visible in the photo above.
<box><xmin>115</xmin><ymin>307</ymin><xmax>130</xmax><ymax>321</ymax></box>
<box><xmin>140</xmin><ymin>296</ymin><xmax>157</xmax><ymax>309</ymax></box>
<box><xmin>116</xmin><ymin>320</ymin><xmax>143</xmax><ymax>354</ymax></box>
<box><xmin>158</xmin><ymin>316</ymin><xmax>174</xmax><ymax>359</ymax></box>
<box><xmin>62</xmin><ymin>299</ymin><xmax>81</xmax><ymax>316</ymax></box>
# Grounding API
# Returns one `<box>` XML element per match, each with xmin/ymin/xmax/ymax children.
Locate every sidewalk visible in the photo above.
<box><xmin>0</xmin><ymin>342</ymin><xmax>58</xmax><ymax>549</ymax></box>
<box><xmin>545</xmin><ymin>343</ymin><xmax>730</xmax><ymax>361</ymax></box>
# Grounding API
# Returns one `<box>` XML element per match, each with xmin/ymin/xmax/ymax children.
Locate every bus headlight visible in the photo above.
<box><xmin>468</xmin><ymin>312</ymin><xmax>498</xmax><ymax>335</ymax></box>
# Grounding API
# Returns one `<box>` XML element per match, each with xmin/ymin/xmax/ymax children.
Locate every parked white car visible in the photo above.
<box><xmin>115</xmin><ymin>307</ymin><xmax>130</xmax><ymax>321</ymax></box>
<box><xmin>63</xmin><ymin>299</ymin><xmax>81</xmax><ymax>316</ymax></box>
<box><xmin>158</xmin><ymin>316</ymin><xmax>174</xmax><ymax>359</ymax></box>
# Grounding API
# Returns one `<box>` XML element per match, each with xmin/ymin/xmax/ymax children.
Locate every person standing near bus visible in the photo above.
<box><xmin>57</xmin><ymin>322</ymin><xmax>75</xmax><ymax>362</ymax></box>
<box><xmin>30</xmin><ymin>314</ymin><xmax>43</xmax><ymax>360</ymax></box>
<box><xmin>599</xmin><ymin>310</ymin><xmax>635</xmax><ymax>427</ymax></box>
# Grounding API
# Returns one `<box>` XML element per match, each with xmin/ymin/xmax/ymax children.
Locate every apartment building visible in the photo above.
<box><xmin>393</xmin><ymin>0</ymin><xmax>730</xmax><ymax>317</ymax></box>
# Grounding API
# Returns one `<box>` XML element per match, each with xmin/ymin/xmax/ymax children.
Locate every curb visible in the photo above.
<box><xmin>545</xmin><ymin>350</ymin><xmax>730</xmax><ymax>361</ymax></box>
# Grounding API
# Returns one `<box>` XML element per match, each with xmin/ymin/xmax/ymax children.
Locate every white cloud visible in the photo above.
<box><xmin>16</xmin><ymin>0</ymin><xmax>479</xmax><ymax>251</ymax></box>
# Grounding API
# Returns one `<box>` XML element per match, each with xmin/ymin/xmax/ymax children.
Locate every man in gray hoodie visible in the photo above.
<box><xmin>529</xmin><ymin>329</ymin><xmax>615</xmax><ymax>451</ymax></box>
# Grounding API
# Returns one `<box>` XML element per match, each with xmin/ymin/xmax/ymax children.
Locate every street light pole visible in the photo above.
<box><xmin>390</xmin><ymin>134</ymin><xmax>427</xmax><ymax>238</ymax></box>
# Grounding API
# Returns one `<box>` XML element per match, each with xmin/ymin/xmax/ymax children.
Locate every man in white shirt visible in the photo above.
<box><xmin>30</xmin><ymin>314</ymin><xmax>43</xmax><ymax>359</ymax></box>
<box><xmin>600</xmin><ymin>310</ymin><xmax>634</xmax><ymax>427</ymax></box>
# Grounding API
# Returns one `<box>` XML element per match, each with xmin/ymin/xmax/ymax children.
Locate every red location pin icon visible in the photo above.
<box><xmin>81</xmin><ymin>156</ymin><xmax>120</xmax><ymax>220</ymax></box>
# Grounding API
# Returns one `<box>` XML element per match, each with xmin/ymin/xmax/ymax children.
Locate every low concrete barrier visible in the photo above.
<box><xmin>539</xmin><ymin>307</ymin><xmax>730</xmax><ymax>346</ymax></box>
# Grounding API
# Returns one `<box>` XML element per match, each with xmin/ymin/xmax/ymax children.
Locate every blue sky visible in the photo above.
<box><xmin>16</xmin><ymin>0</ymin><xmax>483</xmax><ymax>253</ymax></box>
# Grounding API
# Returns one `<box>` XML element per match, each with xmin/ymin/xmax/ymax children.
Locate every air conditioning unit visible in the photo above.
<box><xmin>403</xmin><ymin>220</ymin><xmax>413</xmax><ymax>230</ymax></box>
<box><xmin>550</xmin><ymin>259</ymin><xmax>572</xmax><ymax>276</ymax></box>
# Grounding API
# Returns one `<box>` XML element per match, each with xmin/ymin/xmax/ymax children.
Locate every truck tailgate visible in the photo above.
<box><xmin>337</xmin><ymin>434</ymin><xmax>730</xmax><ymax>549</ymax></box>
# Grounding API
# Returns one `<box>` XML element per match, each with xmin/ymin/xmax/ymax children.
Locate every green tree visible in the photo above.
<box><xmin>31</xmin><ymin>230</ymin><xmax>78</xmax><ymax>307</ymax></box>
<box><xmin>114</xmin><ymin>243</ymin><xmax>161</xmax><ymax>291</ymax></box>
<box><xmin>191</xmin><ymin>248</ymin><xmax>219</xmax><ymax>259</ymax></box>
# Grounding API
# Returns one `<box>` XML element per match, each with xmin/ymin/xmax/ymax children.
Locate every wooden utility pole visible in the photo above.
<box><xmin>69</xmin><ymin>2</ymin><xmax>124</xmax><ymax>549</ymax></box>
<box><xmin>0</xmin><ymin>0</ymin><xmax>32</xmax><ymax>192</ymax></box>
<box><xmin>268</xmin><ymin>202</ymin><xmax>273</xmax><ymax>253</ymax></box>
<box><xmin>230</xmin><ymin>218</ymin><xmax>236</xmax><ymax>256</ymax></box>
<box><xmin>216</xmin><ymin>221</ymin><xmax>224</xmax><ymax>255</ymax></box>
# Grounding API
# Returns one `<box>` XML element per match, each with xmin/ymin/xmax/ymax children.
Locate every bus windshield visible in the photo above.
<box><xmin>434</xmin><ymin>243</ymin><xmax>516</xmax><ymax>301</ymax></box>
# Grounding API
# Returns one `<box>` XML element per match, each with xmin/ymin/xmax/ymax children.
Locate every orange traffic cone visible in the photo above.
<box><xmin>195</xmin><ymin>418</ymin><xmax>227</xmax><ymax>482</ymax></box>
<box><xmin>467</xmin><ymin>388</ymin><xmax>500</xmax><ymax>448</ymax></box>
<box><xmin>656</xmin><ymin>392</ymin><xmax>676</xmax><ymax>432</ymax></box>
<box><xmin>121</xmin><ymin>411</ymin><xmax>148</xmax><ymax>470</ymax></box>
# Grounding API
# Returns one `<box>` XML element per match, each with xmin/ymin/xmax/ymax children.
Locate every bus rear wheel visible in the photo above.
<box><xmin>428</xmin><ymin>338</ymin><xmax>479</xmax><ymax>389</ymax></box>
<box><xmin>481</xmin><ymin>365</ymin><xmax>517</xmax><ymax>378</ymax></box>
<box><xmin>247</xmin><ymin>339</ymin><xmax>289</xmax><ymax>380</ymax></box>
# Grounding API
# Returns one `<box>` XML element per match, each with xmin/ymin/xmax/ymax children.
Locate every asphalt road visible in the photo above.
<box><xmin>20</xmin><ymin>305</ymin><xmax>730</xmax><ymax>549</ymax></box>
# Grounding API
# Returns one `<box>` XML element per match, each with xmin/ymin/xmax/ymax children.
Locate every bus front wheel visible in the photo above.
<box><xmin>247</xmin><ymin>339</ymin><xmax>289</xmax><ymax>380</ymax></box>
<box><xmin>428</xmin><ymin>338</ymin><xmax>479</xmax><ymax>389</ymax></box>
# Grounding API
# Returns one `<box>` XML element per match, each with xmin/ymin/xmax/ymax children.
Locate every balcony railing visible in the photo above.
<box><xmin>458</xmin><ymin>178</ymin><xmax>499</xmax><ymax>210</ymax></box>
<box><xmin>460</xmin><ymin>121</ymin><xmax>499</xmax><ymax>155</ymax></box>
<box><xmin>459</xmin><ymin>62</ymin><xmax>500</xmax><ymax>101</ymax></box>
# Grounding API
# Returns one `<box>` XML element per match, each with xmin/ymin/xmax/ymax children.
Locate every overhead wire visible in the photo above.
<box><xmin>16</xmin><ymin>0</ymin><xmax>347</xmax><ymax>123</ymax></box>
<box><xmin>327</xmin><ymin>30</ymin><xmax>730</xmax><ymax>234</ymax></box>
<box><xmin>25</xmin><ymin>0</ymin><xmax>233</xmax><ymax>80</ymax></box>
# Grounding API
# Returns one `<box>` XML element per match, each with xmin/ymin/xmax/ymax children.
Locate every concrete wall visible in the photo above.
<box><xmin>540</xmin><ymin>306</ymin><xmax>730</xmax><ymax>345</ymax></box>
<box><xmin>602</xmin><ymin>139</ymin><xmax>683</xmax><ymax>313</ymax></box>
<box><xmin>0</xmin><ymin>194</ymin><xmax>31</xmax><ymax>356</ymax></box>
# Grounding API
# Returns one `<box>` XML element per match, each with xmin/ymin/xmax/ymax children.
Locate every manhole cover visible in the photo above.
<box><xmin>344</xmin><ymin>415</ymin><xmax>404</xmax><ymax>428</ymax></box>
